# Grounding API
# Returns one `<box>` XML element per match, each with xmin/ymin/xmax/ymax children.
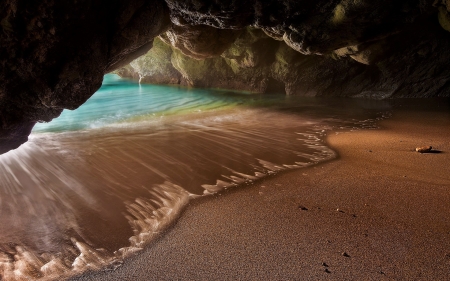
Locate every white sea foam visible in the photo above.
<box><xmin>0</xmin><ymin>78</ymin><xmax>388</xmax><ymax>280</ymax></box>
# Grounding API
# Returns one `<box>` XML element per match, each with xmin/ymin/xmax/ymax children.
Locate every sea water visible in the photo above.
<box><xmin>0</xmin><ymin>74</ymin><xmax>390</xmax><ymax>280</ymax></box>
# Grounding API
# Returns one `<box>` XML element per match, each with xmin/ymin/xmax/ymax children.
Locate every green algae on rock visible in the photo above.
<box><xmin>117</xmin><ymin>16</ymin><xmax>450</xmax><ymax>99</ymax></box>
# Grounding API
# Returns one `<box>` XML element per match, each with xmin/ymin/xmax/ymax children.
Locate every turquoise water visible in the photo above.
<box><xmin>1</xmin><ymin>75</ymin><xmax>391</xmax><ymax>281</ymax></box>
<box><xmin>33</xmin><ymin>74</ymin><xmax>256</xmax><ymax>132</ymax></box>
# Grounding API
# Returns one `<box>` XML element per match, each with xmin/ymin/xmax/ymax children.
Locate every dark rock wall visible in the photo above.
<box><xmin>118</xmin><ymin>17</ymin><xmax>450</xmax><ymax>98</ymax></box>
<box><xmin>1</xmin><ymin>0</ymin><xmax>449</xmax><ymax>152</ymax></box>
<box><xmin>0</xmin><ymin>0</ymin><xmax>170</xmax><ymax>152</ymax></box>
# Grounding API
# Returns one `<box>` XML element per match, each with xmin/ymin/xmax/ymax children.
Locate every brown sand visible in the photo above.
<box><xmin>70</xmin><ymin>108</ymin><xmax>450</xmax><ymax>280</ymax></box>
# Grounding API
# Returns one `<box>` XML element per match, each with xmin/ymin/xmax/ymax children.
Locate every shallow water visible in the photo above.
<box><xmin>0</xmin><ymin>75</ymin><xmax>390</xmax><ymax>280</ymax></box>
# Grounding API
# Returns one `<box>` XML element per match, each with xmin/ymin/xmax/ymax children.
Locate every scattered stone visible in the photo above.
<box><xmin>298</xmin><ymin>205</ymin><xmax>308</xmax><ymax>211</ymax></box>
<box><xmin>336</xmin><ymin>208</ymin><xmax>344</xmax><ymax>213</ymax></box>
<box><xmin>322</xmin><ymin>262</ymin><xmax>329</xmax><ymax>267</ymax></box>
<box><xmin>352</xmin><ymin>214</ymin><xmax>357</xmax><ymax>218</ymax></box>
<box><xmin>341</xmin><ymin>252</ymin><xmax>350</xmax><ymax>257</ymax></box>
<box><xmin>324</xmin><ymin>268</ymin><xmax>331</xmax><ymax>273</ymax></box>
<box><xmin>415</xmin><ymin>146</ymin><xmax>432</xmax><ymax>153</ymax></box>
<box><xmin>368</xmin><ymin>150</ymin><xmax>372</xmax><ymax>152</ymax></box>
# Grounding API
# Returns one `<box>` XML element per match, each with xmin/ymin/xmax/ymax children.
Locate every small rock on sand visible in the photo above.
<box><xmin>342</xmin><ymin>252</ymin><xmax>350</xmax><ymax>257</ymax></box>
<box><xmin>415</xmin><ymin>146</ymin><xmax>432</xmax><ymax>153</ymax></box>
<box><xmin>298</xmin><ymin>205</ymin><xmax>308</xmax><ymax>211</ymax></box>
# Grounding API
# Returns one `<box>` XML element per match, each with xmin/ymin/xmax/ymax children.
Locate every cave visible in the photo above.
<box><xmin>1</xmin><ymin>1</ymin><xmax>450</xmax><ymax>280</ymax></box>
<box><xmin>1</xmin><ymin>0</ymin><xmax>450</xmax><ymax>153</ymax></box>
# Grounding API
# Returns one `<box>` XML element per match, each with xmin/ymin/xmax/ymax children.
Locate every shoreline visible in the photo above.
<box><xmin>70</xmin><ymin>107</ymin><xmax>450</xmax><ymax>280</ymax></box>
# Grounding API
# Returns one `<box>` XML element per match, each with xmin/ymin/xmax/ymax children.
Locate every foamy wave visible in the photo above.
<box><xmin>0</xmin><ymin>104</ymin><xmax>387</xmax><ymax>281</ymax></box>
<box><xmin>121</xmin><ymin>182</ymin><xmax>191</xmax><ymax>251</ymax></box>
<box><xmin>0</xmin><ymin>181</ymin><xmax>192</xmax><ymax>281</ymax></box>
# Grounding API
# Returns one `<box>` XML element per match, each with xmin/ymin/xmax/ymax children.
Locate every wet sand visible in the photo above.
<box><xmin>70</xmin><ymin>107</ymin><xmax>450</xmax><ymax>280</ymax></box>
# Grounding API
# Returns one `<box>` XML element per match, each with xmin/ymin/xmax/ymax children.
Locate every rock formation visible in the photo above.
<box><xmin>119</xmin><ymin>17</ymin><xmax>450</xmax><ymax>98</ymax></box>
<box><xmin>0</xmin><ymin>0</ymin><xmax>170</xmax><ymax>153</ymax></box>
<box><xmin>1</xmin><ymin>0</ymin><xmax>450</xmax><ymax>153</ymax></box>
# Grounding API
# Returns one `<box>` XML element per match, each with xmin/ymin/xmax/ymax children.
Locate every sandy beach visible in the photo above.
<box><xmin>70</xmin><ymin>104</ymin><xmax>450</xmax><ymax>280</ymax></box>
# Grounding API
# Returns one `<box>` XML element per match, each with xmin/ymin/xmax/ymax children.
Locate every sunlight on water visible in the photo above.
<box><xmin>33</xmin><ymin>75</ymin><xmax>249</xmax><ymax>132</ymax></box>
<box><xmin>0</xmin><ymin>74</ymin><xmax>391</xmax><ymax>280</ymax></box>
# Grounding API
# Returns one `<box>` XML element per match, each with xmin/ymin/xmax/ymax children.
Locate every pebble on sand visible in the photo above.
<box><xmin>415</xmin><ymin>146</ymin><xmax>432</xmax><ymax>153</ymax></box>
<box><xmin>298</xmin><ymin>205</ymin><xmax>308</xmax><ymax>211</ymax></box>
<box><xmin>342</xmin><ymin>252</ymin><xmax>350</xmax><ymax>257</ymax></box>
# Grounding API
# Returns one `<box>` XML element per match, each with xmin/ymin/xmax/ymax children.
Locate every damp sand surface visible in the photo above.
<box><xmin>0</xmin><ymin>76</ymin><xmax>391</xmax><ymax>280</ymax></box>
<box><xmin>70</xmin><ymin>103</ymin><xmax>450</xmax><ymax>280</ymax></box>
